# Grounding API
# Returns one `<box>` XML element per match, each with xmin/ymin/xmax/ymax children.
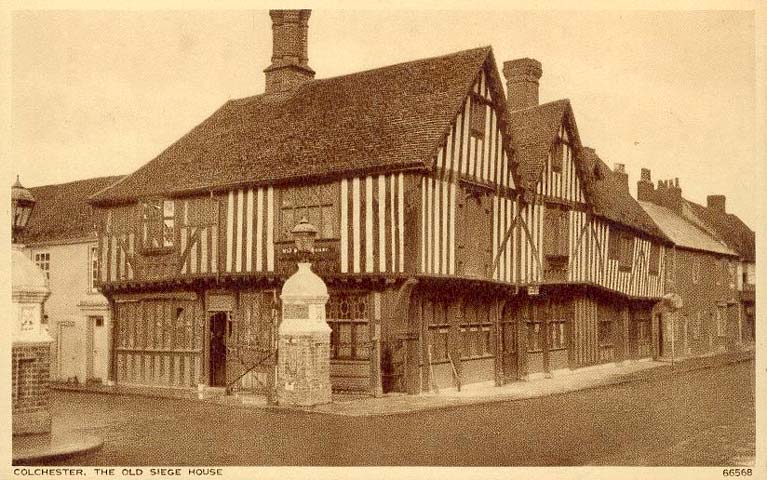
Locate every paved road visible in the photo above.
<box><xmin>43</xmin><ymin>360</ymin><xmax>754</xmax><ymax>466</ymax></box>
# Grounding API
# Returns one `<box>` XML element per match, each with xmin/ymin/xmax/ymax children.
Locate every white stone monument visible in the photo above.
<box><xmin>277</xmin><ymin>219</ymin><xmax>332</xmax><ymax>406</ymax></box>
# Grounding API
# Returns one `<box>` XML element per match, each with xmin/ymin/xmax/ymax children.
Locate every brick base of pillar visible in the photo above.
<box><xmin>277</xmin><ymin>332</ymin><xmax>331</xmax><ymax>406</ymax></box>
<box><xmin>12</xmin><ymin>342</ymin><xmax>52</xmax><ymax>436</ymax></box>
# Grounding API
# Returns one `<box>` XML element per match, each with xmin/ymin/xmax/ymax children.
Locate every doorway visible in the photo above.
<box><xmin>209</xmin><ymin>312</ymin><xmax>229</xmax><ymax>387</ymax></box>
<box><xmin>499</xmin><ymin>302</ymin><xmax>521</xmax><ymax>383</ymax></box>
<box><xmin>656</xmin><ymin>313</ymin><xmax>664</xmax><ymax>358</ymax></box>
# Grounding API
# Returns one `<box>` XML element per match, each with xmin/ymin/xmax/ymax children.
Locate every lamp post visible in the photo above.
<box><xmin>11</xmin><ymin>176</ymin><xmax>54</xmax><ymax>435</ymax></box>
<box><xmin>12</xmin><ymin>175</ymin><xmax>36</xmax><ymax>245</ymax></box>
<box><xmin>291</xmin><ymin>216</ymin><xmax>318</xmax><ymax>262</ymax></box>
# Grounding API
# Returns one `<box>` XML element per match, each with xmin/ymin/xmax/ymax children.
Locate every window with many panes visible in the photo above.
<box><xmin>469</xmin><ymin>95</ymin><xmax>486</xmax><ymax>139</ymax></box>
<box><xmin>598</xmin><ymin>319</ymin><xmax>613</xmax><ymax>347</ymax></box>
<box><xmin>89</xmin><ymin>245</ymin><xmax>99</xmax><ymax>292</ymax></box>
<box><xmin>609</xmin><ymin>231</ymin><xmax>633</xmax><ymax>271</ymax></box>
<box><xmin>526</xmin><ymin>319</ymin><xmax>543</xmax><ymax>353</ymax></box>
<box><xmin>544</xmin><ymin>205</ymin><xmax>569</xmax><ymax>259</ymax></box>
<box><xmin>547</xmin><ymin>301</ymin><xmax>568</xmax><ymax>351</ymax></box>
<box><xmin>716</xmin><ymin>307</ymin><xmax>726</xmax><ymax>336</ymax></box>
<box><xmin>34</xmin><ymin>252</ymin><xmax>50</xmax><ymax>279</ymax></box>
<box><xmin>427</xmin><ymin>299</ymin><xmax>450</xmax><ymax>362</ymax></box>
<box><xmin>141</xmin><ymin>199</ymin><xmax>175</xmax><ymax>250</ymax></box>
<box><xmin>648</xmin><ymin>243</ymin><xmax>660</xmax><ymax>275</ymax></box>
<box><xmin>460</xmin><ymin>301</ymin><xmax>493</xmax><ymax>359</ymax></box>
<box><xmin>326</xmin><ymin>292</ymin><xmax>369</xmax><ymax>360</ymax></box>
<box><xmin>280</xmin><ymin>184</ymin><xmax>337</xmax><ymax>241</ymax></box>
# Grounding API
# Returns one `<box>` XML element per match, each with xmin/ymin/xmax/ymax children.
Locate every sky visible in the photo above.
<box><xmin>7</xmin><ymin>8</ymin><xmax>762</xmax><ymax>226</ymax></box>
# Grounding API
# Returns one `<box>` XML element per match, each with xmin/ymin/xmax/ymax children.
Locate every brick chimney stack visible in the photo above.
<box><xmin>637</xmin><ymin>170</ymin><xmax>683</xmax><ymax>212</ymax></box>
<box><xmin>707</xmin><ymin>195</ymin><xmax>726</xmax><ymax>213</ymax></box>
<box><xmin>613</xmin><ymin>163</ymin><xmax>628</xmax><ymax>188</ymax></box>
<box><xmin>264</xmin><ymin>10</ymin><xmax>315</xmax><ymax>95</ymax></box>
<box><xmin>502</xmin><ymin>58</ymin><xmax>542</xmax><ymax>111</ymax></box>
<box><xmin>637</xmin><ymin>167</ymin><xmax>654</xmax><ymax>201</ymax></box>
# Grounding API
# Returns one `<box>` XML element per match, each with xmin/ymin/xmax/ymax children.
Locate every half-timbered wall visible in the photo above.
<box><xmin>114</xmin><ymin>294</ymin><xmax>204</xmax><ymax>387</ymax></box>
<box><xmin>433</xmin><ymin>69</ymin><xmax>514</xmax><ymax>190</ymax></box>
<box><xmin>340</xmin><ymin>174</ymin><xmax>406</xmax><ymax>275</ymax></box>
<box><xmin>223</xmin><ymin>187</ymin><xmax>275</xmax><ymax>274</ymax></box>
<box><xmin>536</xmin><ymin>125</ymin><xmax>585</xmax><ymax>203</ymax></box>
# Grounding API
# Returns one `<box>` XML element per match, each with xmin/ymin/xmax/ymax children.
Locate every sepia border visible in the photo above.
<box><xmin>1</xmin><ymin>1</ymin><xmax>764</xmax><ymax>479</ymax></box>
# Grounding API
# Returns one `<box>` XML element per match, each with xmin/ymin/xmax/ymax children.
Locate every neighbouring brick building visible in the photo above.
<box><xmin>686</xmin><ymin>196</ymin><xmax>756</xmax><ymax>343</ymax></box>
<box><xmin>20</xmin><ymin>176</ymin><xmax>124</xmax><ymax>385</ymax></box>
<box><xmin>87</xmin><ymin>10</ymin><xmax>677</xmax><ymax>398</ymax></box>
<box><xmin>638</xmin><ymin>171</ymin><xmax>741</xmax><ymax>358</ymax></box>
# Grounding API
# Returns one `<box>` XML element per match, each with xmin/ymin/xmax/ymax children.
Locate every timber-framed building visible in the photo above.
<box><xmin>89</xmin><ymin>10</ymin><xmax>672</xmax><ymax>396</ymax></box>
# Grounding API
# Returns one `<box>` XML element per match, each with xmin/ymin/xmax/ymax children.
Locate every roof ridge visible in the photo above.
<box><xmin>30</xmin><ymin>174</ymin><xmax>125</xmax><ymax>190</ymax></box>
<box><xmin>509</xmin><ymin>98</ymin><xmax>570</xmax><ymax>115</ymax></box>
<box><xmin>308</xmin><ymin>46</ymin><xmax>492</xmax><ymax>85</ymax></box>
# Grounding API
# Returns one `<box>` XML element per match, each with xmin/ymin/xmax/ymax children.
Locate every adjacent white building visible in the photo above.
<box><xmin>20</xmin><ymin>175</ymin><xmax>123</xmax><ymax>384</ymax></box>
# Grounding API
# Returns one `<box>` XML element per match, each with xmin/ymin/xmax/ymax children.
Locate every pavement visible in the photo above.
<box><xmin>51</xmin><ymin>346</ymin><xmax>754</xmax><ymax>418</ymax></box>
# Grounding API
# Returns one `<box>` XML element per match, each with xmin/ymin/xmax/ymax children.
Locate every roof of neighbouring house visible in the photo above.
<box><xmin>579</xmin><ymin>149</ymin><xmax>668</xmax><ymax>242</ymax></box>
<box><xmin>20</xmin><ymin>175</ymin><xmax>125</xmax><ymax>245</ymax></box>
<box><xmin>507</xmin><ymin>99</ymin><xmax>581</xmax><ymax>192</ymax></box>
<box><xmin>90</xmin><ymin>46</ymin><xmax>502</xmax><ymax>205</ymax></box>
<box><xmin>686</xmin><ymin>200</ymin><xmax>755</xmax><ymax>262</ymax></box>
<box><xmin>638</xmin><ymin>201</ymin><xmax>738</xmax><ymax>256</ymax></box>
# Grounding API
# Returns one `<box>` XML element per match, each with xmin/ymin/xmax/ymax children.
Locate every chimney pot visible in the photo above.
<box><xmin>502</xmin><ymin>58</ymin><xmax>542</xmax><ymax>111</ymax></box>
<box><xmin>640</xmin><ymin>168</ymin><xmax>651</xmax><ymax>182</ymax></box>
<box><xmin>707</xmin><ymin>195</ymin><xmax>726</xmax><ymax>213</ymax></box>
<box><xmin>613</xmin><ymin>163</ymin><xmax>626</xmax><ymax>174</ymax></box>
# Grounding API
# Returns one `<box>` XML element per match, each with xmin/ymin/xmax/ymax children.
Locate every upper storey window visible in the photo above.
<box><xmin>469</xmin><ymin>96</ymin><xmax>486</xmax><ymax>139</ymax></box>
<box><xmin>550</xmin><ymin>128</ymin><xmax>569</xmax><ymax>173</ymax></box>
<box><xmin>142</xmin><ymin>199</ymin><xmax>175</xmax><ymax>250</ymax></box>
<box><xmin>280</xmin><ymin>184</ymin><xmax>337</xmax><ymax>241</ymax></box>
<box><xmin>609</xmin><ymin>230</ymin><xmax>634</xmax><ymax>271</ymax></box>
<box><xmin>648</xmin><ymin>243</ymin><xmax>660</xmax><ymax>275</ymax></box>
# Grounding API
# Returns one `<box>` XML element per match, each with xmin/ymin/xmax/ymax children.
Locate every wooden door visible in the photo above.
<box><xmin>89</xmin><ymin>315</ymin><xmax>108</xmax><ymax>383</ymax></box>
<box><xmin>209</xmin><ymin>312</ymin><xmax>228</xmax><ymax>387</ymax></box>
<box><xmin>58</xmin><ymin>322</ymin><xmax>79</xmax><ymax>382</ymax></box>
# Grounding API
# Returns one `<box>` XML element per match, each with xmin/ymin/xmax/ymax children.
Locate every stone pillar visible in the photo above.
<box><xmin>277</xmin><ymin>262</ymin><xmax>331</xmax><ymax>406</ymax></box>
<box><xmin>12</xmin><ymin>248</ymin><xmax>53</xmax><ymax>435</ymax></box>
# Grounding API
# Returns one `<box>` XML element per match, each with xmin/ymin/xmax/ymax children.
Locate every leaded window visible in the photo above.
<box><xmin>280</xmin><ymin>184</ymin><xmax>337</xmax><ymax>241</ymax></box>
<box><xmin>142</xmin><ymin>199</ymin><xmax>175</xmax><ymax>250</ymax></box>
<box><xmin>326</xmin><ymin>292</ymin><xmax>369</xmax><ymax>360</ymax></box>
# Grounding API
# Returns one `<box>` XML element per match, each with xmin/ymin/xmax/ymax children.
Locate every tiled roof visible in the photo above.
<box><xmin>508</xmin><ymin>101</ymin><xmax>666</xmax><ymax>242</ymax></box>
<box><xmin>21</xmin><ymin>176</ymin><xmax>125</xmax><ymax>244</ymax></box>
<box><xmin>579</xmin><ymin>149</ymin><xmax>668</xmax><ymax>241</ymax></box>
<box><xmin>686</xmin><ymin>201</ymin><xmax>755</xmax><ymax>261</ymax></box>
<box><xmin>508</xmin><ymin>99</ymin><xmax>580</xmax><ymax>191</ymax></box>
<box><xmin>91</xmin><ymin>47</ymin><xmax>495</xmax><ymax>205</ymax></box>
<box><xmin>638</xmin><ymin>201</ymin><xmax>737</xmax><ymax>256</ymax></box>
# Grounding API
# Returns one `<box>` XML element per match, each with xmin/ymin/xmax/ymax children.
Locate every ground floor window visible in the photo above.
<box><xmin>548</xmin><ymin>320</ymin><xmax>567</xmax><ymax>351</ymax></box>
<box><xmin>526</xmin><ymin>320</ymin><xmax>543</xmax><ymax>353</ymax></box>
<box><xmin>326</xmin><ymin>293</ymin><xmax>369</xmax><ymax>360</ymax></box>
<box><xmin>598</xmin><ymin>319</ymin><xmax>614</xmax><ymax>347</ymax></box>
<box><xmin>460</xmin><ymin>301</ymin><xmax>493</xmax><ymax>359</ymax></box>
<box><xmin>714</xmin><ymin>307</ymin><xmax>728</xmax><ymax>337</ymax></box>
<box><xmin>425</xmin><ymin>299</ymin><xmax>449</xmax><ymax>362</ymax></box>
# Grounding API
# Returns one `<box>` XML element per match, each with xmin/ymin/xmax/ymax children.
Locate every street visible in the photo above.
<box><xmin>42</xmin><ymin>360</ymin><xmax>754</xmax><ymax>466</ymax></box>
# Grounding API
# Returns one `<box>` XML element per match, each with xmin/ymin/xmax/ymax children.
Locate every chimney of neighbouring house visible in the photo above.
<box><xmin>264</xmin><ymin>9</ymin><xmax>315</xmax><ymax>95</ymax></box>
<box><xmin>502</xmin><ymin>58</ymin><xmax>542</xmax><ymax>111</ymax></box>
<box><xmin>613</xmin><ymin>163</ymin><xmax>628</xmax><ymax>188</ymax></box>
<box><xmin>707</xmin><ymin>195</ymin><xmax>726</xmax><ymax>213</ymax></box>
<box><xmin>655</xmin><ymin>177</ymin><xmax>683</xmax><ymax>213</ymax></box>
<box><xmin>637</xmin><ymin>167</ymin><xmax>654</xmax><ymax>202</ymax></box>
